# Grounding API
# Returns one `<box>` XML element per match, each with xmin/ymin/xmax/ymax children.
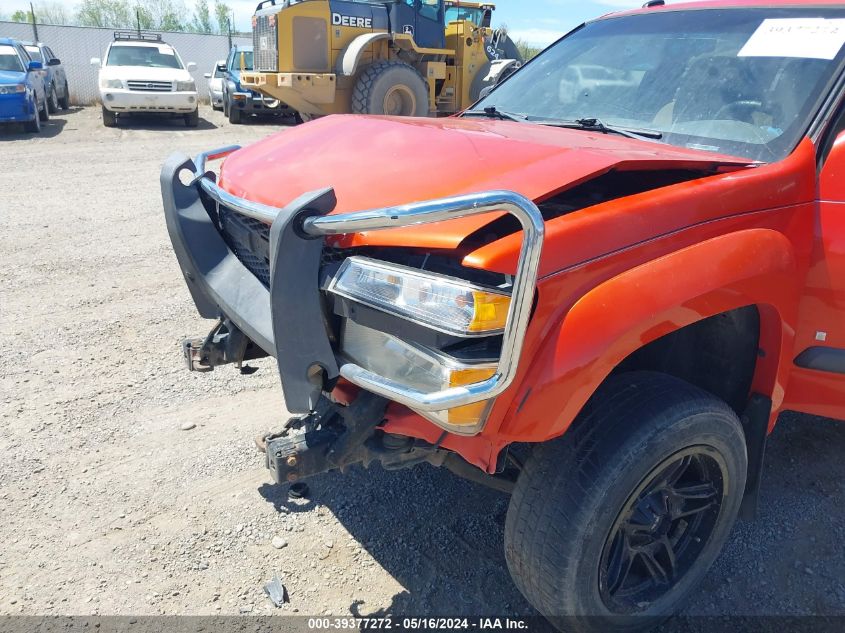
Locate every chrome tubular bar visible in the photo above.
<box><xmin>193</xmin><ymin>146</ymin><xmax>546</xmax><ymax>419</ymax></box>
<box><xmin>194</xmin><ymin>146</ymin><xmax>282</xmax><ymax>224</ymax></box>
<box><xmin>303</xmin><ymin>192</ymin><xmax>545</xmax><ymax>414</ymax></box>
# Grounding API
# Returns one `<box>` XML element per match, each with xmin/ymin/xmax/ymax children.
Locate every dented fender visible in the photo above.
<box><xmin>497</xmin><ymin>228</ymin><xmax>801</xmax><ymax>442</ymax></box>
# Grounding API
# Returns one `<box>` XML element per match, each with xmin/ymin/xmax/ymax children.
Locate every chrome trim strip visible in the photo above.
<box><xmin>194</xmin><ymin>146</ymin><xmax>281</xmax><ymax>224</ymax></box>
<box><xmin>303</xmin><ymin>191</ymin><xmax>545</xmax><ymax>420</ymax></box>
<box><xmin>194</xmin><ymin>146</ymin><xmax>545</xmax><ymax>433</ymax></box>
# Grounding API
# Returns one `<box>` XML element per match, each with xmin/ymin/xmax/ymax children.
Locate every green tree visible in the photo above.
<box><xmin>213</xmin><ymin>0</ymin><xmax>230</xmax><ymax>34</ymax></box>
<box><xmin>76</xmin><ymin>0</ymin><xmax>132</xmax><ymax>28</ymax></box>
<box><xmin>11</xmin><ymin>9</ymin><xmax>34</xmax><ymax>22</ymax></box>
<box><xmin>515</xmin><ymin>40</ymin><xmax>542</xmax><ymax>61</ymax></box>
<box><xmin>33</xmin><ymin>2</ymin><xmax>71</xmax><ymax>25</ymax></box>
<box><xmin>192</xmin><ymin>0</ymin><xmax>212</xmax><ymax>32</ymax></box>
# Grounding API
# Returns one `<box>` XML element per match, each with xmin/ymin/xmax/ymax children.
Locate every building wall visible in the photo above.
<box><xmin>0</xmin><ymin>22</ymin><xmax>250</xmax><ymax>105</ymax></box>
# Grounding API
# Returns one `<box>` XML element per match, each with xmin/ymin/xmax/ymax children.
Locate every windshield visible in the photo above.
<box><xmin>24</xmin><ymin>45</ymin><xmax>43</xmax><ymax>63</ymax></box>
<box><xmin>106</xmin><ymin>44</ymin><xmax>183</xmax><ymax>69</ymax></box>
<box><xmin>230</xmin><ymin>50</ymin><xmax>254</xmax><ymax>71</ymax></box>
<box><xmin>473</xmin><ymin>8</ymin><xmax>845</xmax><ymax>162</ymax></box>
<box><xmin>0</xmin><ymin>45</ymin><xmax>24</xmax><ymax>72</ymax></box>
<box><xmin>446</xmin><ymin>7</ymin><xmax>484</xmax><ymax>25</ymax></box>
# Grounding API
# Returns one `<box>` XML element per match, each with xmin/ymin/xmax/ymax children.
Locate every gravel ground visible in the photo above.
<box><xmin>0</xmin><ymin>106</ymin><xmax>844</xmax><ymax>621</ymax></box>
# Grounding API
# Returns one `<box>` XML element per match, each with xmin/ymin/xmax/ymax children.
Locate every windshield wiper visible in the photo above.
<box><xmin>535</xmin><ymin>117</ymin><xmax>663</xmax><ymax>140</ymax></box>
<box><xmin>462</xmin><ymin>106</ymin><xmax>529</xmax><ymax>122</ymax></box>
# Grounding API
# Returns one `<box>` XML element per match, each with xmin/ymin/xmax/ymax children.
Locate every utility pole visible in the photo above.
<box><xmin>136</xmin><ymin>7</ymin><xmax>142</xmax><ymax>38</ymax></box>
<box><xmin>227</xmin><ymin>16</ymin><xmax>232</xmax><ymax>50</ymax></box>
<box><xmin>29</xmin><ymin>2</ymin><xmax>39</xmax><ymax>42</ymax></box>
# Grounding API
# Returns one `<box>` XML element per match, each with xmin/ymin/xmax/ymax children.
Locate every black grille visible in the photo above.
<box><xmin>253</xmin><ymin>11</ymin><xmax>279</xmax><ymax>72</ymax></box>
<box><xmin>218</xmin><ymin>206</ymin><xmax>272</xmax><ymax>287</ymax></box>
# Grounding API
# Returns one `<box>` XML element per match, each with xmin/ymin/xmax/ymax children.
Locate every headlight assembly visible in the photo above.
<box><xmin>0</xmin><ymin>84</ymin><xmax>26</xmax><ymax>94</ymax></box>
<box><xmin>328</xmin><ymin>257</ymin><xmax>511</xmax><ymax>337</ymax></box>
<box><xmin>176</xmin><ymin>79</ymin><xmax>196</xmax><ymax>92</ymax></box>
<box><xmin>341</xmin><ymin>320</ymin><xmax>496</xmax><ymax>433</ymax></box>
<box><xmin>100</xmin><ymin>78</ymin><xmax>123</xmax><ymax>89</ymax></box>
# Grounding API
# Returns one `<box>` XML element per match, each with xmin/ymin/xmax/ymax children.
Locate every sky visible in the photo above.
<box><xmin>0</xmin><ymin>0</ymin><xmax>642</xmax><ymax>46</ymax></box>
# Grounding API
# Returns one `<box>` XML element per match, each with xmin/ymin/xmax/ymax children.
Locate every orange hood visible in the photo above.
<box><xmin>218</xmin><ymin>114</ymin><xmax>750</xmax><ymax>250</ymax></box>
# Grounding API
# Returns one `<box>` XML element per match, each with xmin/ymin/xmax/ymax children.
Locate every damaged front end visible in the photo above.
<box><xmin>161</xmin><ymin>146</ymin><xmax>543</xmax><ymax>487</ymax></box>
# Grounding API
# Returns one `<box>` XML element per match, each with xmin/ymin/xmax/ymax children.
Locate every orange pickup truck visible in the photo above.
<box><xmin>162</xmin><ymin>0</ymin><xmax>845</xmax><ymax>629</ymax></box>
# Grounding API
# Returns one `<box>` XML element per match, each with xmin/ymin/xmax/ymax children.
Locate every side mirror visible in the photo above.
<box><xmin>821</xmin><ymin>131</ymin><xmax>845</xmax><ymax>199</ymax></box>
<box><xmin>27</xmin><ymin>60</ymin><xmax>43</xmax><ymax>71</ymax></box>
<box><xmin>90</xmin><ymin>57</ymin><xmax>101</xmax><ymax>66</ymax></box>
<box><xmin>216</xmin><ymin>63</ymin><xmax>227</xmax><ymax>73</ymax></box>
<box><xmin>203</xmin><ymin>72</ymin><xmax>212</xmax><ymax>78</ymax></box>
<box><xmin>187</xmin><ymin>62</ymin><xmax>197</xmax><ymax>72</ymax></box>
<box><xmin>48</xmin><ymin>58</ymin><xmax>61</xmax><ymax>66</ymax></box>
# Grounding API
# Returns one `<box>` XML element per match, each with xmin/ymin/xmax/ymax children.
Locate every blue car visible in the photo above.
<box><xmin>0</xmin><ymin>38</ymin><xmax>48</xmax><ymax>133</ymax></box>
<box><xmin>21</xmin><ymin>41</ymin><xmax>70</xmax><ymax>113</ymax></box>
<box><xmin>222</xmin><ymin>45</ymin><xmax>293</xmax><ymax>124</ymax></box>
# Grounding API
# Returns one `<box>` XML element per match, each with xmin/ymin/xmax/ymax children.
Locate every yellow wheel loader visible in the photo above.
<box><xmin>240</xmin><ymin>0</ymin><xmax>523</xmax><ymax>118</ymax></box>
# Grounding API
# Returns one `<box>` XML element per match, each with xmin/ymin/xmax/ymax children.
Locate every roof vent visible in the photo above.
<box><xmin>642</xmin><ymin>0</ymin><xmax>666</xmax><ymax>7</ymax></box>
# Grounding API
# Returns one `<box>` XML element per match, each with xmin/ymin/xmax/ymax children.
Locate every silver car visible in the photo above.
<box><xmin>204</xmin><ymin>59</ymin><xmax>225</xmax><ymax>110</ymax></box>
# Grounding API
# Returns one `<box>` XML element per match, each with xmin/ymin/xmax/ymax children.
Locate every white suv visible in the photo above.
<box><xmin>91</xmin><ymin>32</ymin><xmax>199</xmax><ymax>128</ymax></box>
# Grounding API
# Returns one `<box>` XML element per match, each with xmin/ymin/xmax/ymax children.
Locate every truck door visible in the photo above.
<box><xmin>785</xmin><ymin>107</ymin><xmax>845</xmax><ymax>420</ymax></box>
<box><xmin>391</xmin><ymin>0</ymin><xmax>445</xmax><ymax>50</ymax></box>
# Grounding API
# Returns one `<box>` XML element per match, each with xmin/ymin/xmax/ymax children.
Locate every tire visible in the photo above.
<box><xmin>39</xmin><ymin>95</ymin><xmax>49</xmax><ymax>122</ymax></box>
<box><xmin>505</xmin><ymin>371</ymin><xmax>747</xmax><ymax>633</ymax></box>
<box><xmin>227</xmin><ymin>102</ymin><xmax>242</xmax><ymax>124</ymax></box>
<box><xmin>58</xmin><ymin>82</ymin><xmax>70</xmax><ymax>110</ymax></box>
<box><xmin>185</xmin><ymin>108</ymin><xmax>199</xmax><ymax>128</ymax></box>
<box><xmin>351</xmin><ymin>60</ymin><xmax>429</xmax><ymax>117</ymax></box>
<box><xmin>24</xmin><ymin>98</ymin><xmax>41</xmax><ymax>133</ymax></box>
<box><xmin>47</xmin><ymin>84</ymin><xmax>59</xmax><ymax>114</ymax></box>
<box><xmin>102</xmin><ymin>105</ymin><xmax>117</xmax><ymax>128</ymax></box>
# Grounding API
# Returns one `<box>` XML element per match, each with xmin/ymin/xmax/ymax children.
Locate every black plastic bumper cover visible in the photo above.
<box><xmin>160</xmin><ymin>152</ymin><xmax>339</xmax><ymax>413</ymax></box>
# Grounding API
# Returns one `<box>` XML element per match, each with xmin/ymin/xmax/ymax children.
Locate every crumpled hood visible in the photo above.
<box><xmin>218</xmin><ymin>115</ymin><xmax>751</xmax><ymax>250</ymax></box>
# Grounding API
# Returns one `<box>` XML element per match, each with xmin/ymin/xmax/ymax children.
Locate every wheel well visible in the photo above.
<box><xmin>614</xmin><ymin>305</ymin><xmax>761</xmax><ymax>413</ymax></box>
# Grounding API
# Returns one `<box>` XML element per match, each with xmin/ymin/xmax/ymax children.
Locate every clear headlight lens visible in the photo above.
<box><xmin>329</xmin><ymin>257</ymin><xmax>511</xmax><ymax>337</ymax></box>
<box><xmin>175</xmin><ymin>79</ymin><xmax>196</xmax><ymax>92</ymax></box>
<box><xmin>0</xmin><ymin>84</ymin><xmax>26</xmax><ymax>94</ymax></box>
<box><xmin>342</xmin><ymin>320</ymin><xmax>496</xmax><ymax>433</ymax></box>
<box><xmin>100</xmin><ymin>78</ymin><xmax>123</xmax><ymax>89</ymax></box>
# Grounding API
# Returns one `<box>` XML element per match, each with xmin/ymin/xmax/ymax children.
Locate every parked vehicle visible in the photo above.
<box><xmin>164</xmin><ymin>1</ymin><xmax>845</xmax><ymax>630</ymax></box>
<box><xmin>21</xmin><ymin>41</ymin><xmax>69</xmax><ymax>113</ymax></box>
<box><xmin>221</xmin><ymin>45</ymin><xmax>293</xmax><ymax>124</ymax></box>
<box><xmin>0</xmin><ymin>38</ymin><xmax>48</xmax><ymax>133</ymax></box>
<box><xmin>241</xmin><ymin>0</ymin><xmax>522</xmax><ymax>117</ymax></box>
<box><xmin>91</xmin><ymin>31</ymin><xmax>199</xmax><ymax>128</ymax></box>
<box><xmin>203</xmin><ymin>59</ymin><xmax>225</xmax><ymax>110</ymax></box>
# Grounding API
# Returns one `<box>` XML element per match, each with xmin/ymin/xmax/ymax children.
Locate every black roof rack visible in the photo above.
<box><xmin>113</xmin><ymin>31</ymin><xmax>163</xmax><ymax>42</ymax></box>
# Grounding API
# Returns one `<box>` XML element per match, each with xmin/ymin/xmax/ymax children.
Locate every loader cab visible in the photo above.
<box><xmin>390</xmin><ymin>0</ymin><xmax>446</xmax><ymax>49</ymax></box>
<box><xmin>445</xmin><ymin>3</ymin><xmax>492</xmax><ymax>28</ymax></box>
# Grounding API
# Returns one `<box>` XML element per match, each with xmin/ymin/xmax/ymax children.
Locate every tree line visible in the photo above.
<box><xmin>4</xmin><ymin>0</ymin><xmax>236</xmax><ymax>35</ymax></box>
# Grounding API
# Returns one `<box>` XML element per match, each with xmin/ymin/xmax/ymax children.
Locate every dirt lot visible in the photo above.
<box><xmin>1</xmin><ymin>106</ymin><xmax>844</xmax><ymax>621</ymax></box>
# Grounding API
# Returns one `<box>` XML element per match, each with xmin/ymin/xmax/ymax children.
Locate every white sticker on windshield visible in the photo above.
<box><xmin>738</xmin><ymin>18</ymin><xmax>845</xmax><ymax>60</ymax></box>
<box><xmin>158</xmin><ymin>45</ymin><xmax>175</xmax><ymax>55</ymax></box>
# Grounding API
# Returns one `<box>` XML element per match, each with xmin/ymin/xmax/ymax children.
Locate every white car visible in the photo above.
<box><xmin>91</xmin><ymin>32</ymin><xmax>199</xmax><ymax>128</ymax></box>
<box><xmin>204</xmin><ymin>60</ymin><xmax>225</xmax><ymax>111</ymax></box>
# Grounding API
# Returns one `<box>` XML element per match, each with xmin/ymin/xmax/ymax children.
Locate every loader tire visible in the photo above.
<box><xmin>505</xmin><ymin>371</ymin><xmax>747</xmax><ymax>632</ymax></box>
<box><xmin>352</xmin><ymin>61</ymin><xmax>429</xmax><ymax>117</ymax></box>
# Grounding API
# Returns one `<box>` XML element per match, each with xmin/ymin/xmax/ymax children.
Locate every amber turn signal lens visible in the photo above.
<box><xmin>468</xmin><ymin>291</ymin><xmax>511</xmax><ymax>333</ymax></box>
<box><xmin>447</xmin><ymin>367</ymin><xmax>497</xmax><ymax>427</ymax></box>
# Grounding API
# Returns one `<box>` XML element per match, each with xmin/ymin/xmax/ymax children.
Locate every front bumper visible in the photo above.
<box><xmin>161</xmin><ymin>146</ymin><xmax>544</xmax><ymax>432</ymax></box>
<box><xmin>230</xmin><ymin>90</ymin><xmax>289</xmax><ymax>114</ymax></box>
<box><xmin>102</xmin><ymin>90</ymin><xmax>197</xmax><ymax>113</ymax></box>
<box><xmin>0</xmin><ymin>92</ymin><xmax>35</xmax><ymax>122</ymax></box>
<box><xmin>239</xmin><ymin>71</ymin><xmax>336</xmax><ymax>115</ymax></box>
